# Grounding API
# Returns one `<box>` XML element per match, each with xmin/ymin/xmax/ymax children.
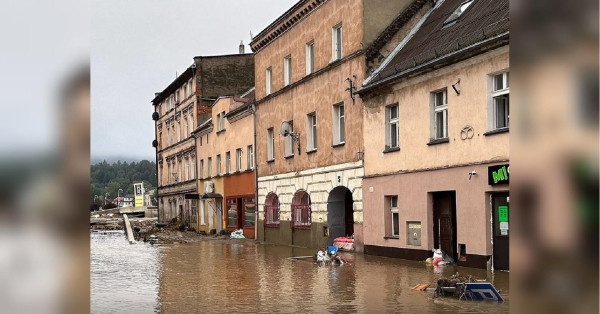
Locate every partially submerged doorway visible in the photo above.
<box><xmin>432</xmin><ymin>191</ymin><xmax>457</xmax><ymax>262</ymax></box>
<box><xmin>327</xmin><ymin>186</ymin><xmax>354</xmax><ymax>246</ymax></box>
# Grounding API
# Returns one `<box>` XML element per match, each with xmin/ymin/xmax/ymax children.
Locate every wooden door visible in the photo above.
<box><xmin>433</xmin><ymin>192</ymin><xmax>457</xmax><ymax>261</ymax></box>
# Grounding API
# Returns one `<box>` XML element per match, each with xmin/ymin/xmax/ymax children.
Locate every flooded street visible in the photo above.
<box><xmin>92</xmin><ymin>232</ymin><xmax>508</xmax><ymax>313</ymax></box>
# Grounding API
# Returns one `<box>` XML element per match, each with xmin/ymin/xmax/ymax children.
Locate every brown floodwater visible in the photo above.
<box><xmin>92</xmin><ymin>231</ymin><xmax>509</xmax><ymax>313</ymax></box>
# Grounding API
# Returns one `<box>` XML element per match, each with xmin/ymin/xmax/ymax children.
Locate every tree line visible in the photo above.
<box><xmin>90</xmin><ymin>160</ymin><xmax>157</xmax><ymax>206</ymax></box>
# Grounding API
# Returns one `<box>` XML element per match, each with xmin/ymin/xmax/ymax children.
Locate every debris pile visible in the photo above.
<box><xmin>425</xmin><ymin>249</ymin><xmax>454</xmax><ymax>266</ymax></box>
<box><xmin>230</xmin><ymin>229</ymin><xmax>245</xmax><ymax>239</ymax></box>
<box><xmin>433</xmin><ymin>272</ymin><xmax>478</xmax><ymax>299</ymax></box>
<box><xmin>314</xmin><ymin>247</ymin><xmax>345</xmax><ymax>266</ymax></box>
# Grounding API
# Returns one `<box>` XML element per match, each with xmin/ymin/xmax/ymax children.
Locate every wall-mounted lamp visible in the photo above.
<box><xmin>345</xmin><ymin>75</ymin><xmax>357</xmax><ymax>102</ymax></box>
<box><xmin>469</xmin><ymin>170</ymin><xmax>476</xmax><ymax>180</ymax></box>
<box><xmin>451</xmin><ymin>78</ymin><xmax>461</xmax><ymax>95</ymax></box>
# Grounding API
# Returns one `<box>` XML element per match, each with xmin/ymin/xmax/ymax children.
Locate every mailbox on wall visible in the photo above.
<box><xmin>407</xmin><ymin>221</ymin><xmax>422</xmax><ymax>246</ymax></box>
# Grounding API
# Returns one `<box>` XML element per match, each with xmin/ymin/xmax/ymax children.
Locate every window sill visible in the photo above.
<box><xmin>266</xmin><ymin>159</ymin><xmax>275</xmax><ymax>163</ymax></box>
<box><xmin>382</xmin><ymin>146</ymin><xmax>400</xmax><ymax>154</ymax></box>
<box><xmin>483</xmin><ymin>127</ymin><xmax>509</xmax><ymax>136</ymax></box>
<box><xmin>306</xmin><ymin>149</ymin><xmax>317</xmax><ymax>154</ymax></box>
<box><xmin>332</xmin><ymin>142</ymin><xmax>345</xmax><ymax>148</ymax></box>
<box><xmin>427</xmin><ymin>138</ymin><xmax>449</xmax><ymax>146</ymax></box>
<box><xmin>384</xmin><ymin>235</ymin><xmax>399</xmax><ymax>240</ymax></box>
<box><xmin>216</xmin><ymin>129</ymin><xmax>226</xmax><ymax>135</ymax></box>
<box><xmin>284</xmin><ymin>154</ymin><xmax>294</xmax><ymax>159</ymax></box>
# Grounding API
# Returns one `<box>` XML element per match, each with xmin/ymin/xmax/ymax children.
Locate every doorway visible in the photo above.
<box><xmin>327</xmin><ymin>186</ymin><xmax>354</xmax><ymax>246</ymax></box>
<box><xmin>432</xmin><ymin>191</ymin><xmax>457</xmax><ymax>262</ymax></box>
<box><xmin>492</xmin><ymin>192</ymin><xmax>509</xmax><ymax>270</ymax></box>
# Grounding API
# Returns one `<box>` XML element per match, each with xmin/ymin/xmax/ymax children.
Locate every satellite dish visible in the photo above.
<box><xmin>280</xmin><ymin>121</ymin><xmax>291</xmax><ymax>137</ymax></box>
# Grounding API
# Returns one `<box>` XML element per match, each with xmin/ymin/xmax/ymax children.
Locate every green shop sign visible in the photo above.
<box><xmin>488</xmin><ymin>164</ymin><xmax>509</xmax><ymax>185</ymax></box>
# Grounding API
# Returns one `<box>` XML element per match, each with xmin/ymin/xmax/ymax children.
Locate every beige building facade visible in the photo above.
<box><xmin>152</xmin><ymin>53</ymin><xmax>254</xmax><ymax>227</ymax></box>
<box><xmin>357</xmin><ymin>0</ymin><xmax>509</xmax><ymax>269</ymax></box>
<box><xmin>251</xmin><ymin>0</ymin><xmax>422</xmax><ymax>250</ymax></box>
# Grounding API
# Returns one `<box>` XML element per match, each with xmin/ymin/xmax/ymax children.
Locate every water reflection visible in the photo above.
<box><xmin>92</xmin><ymin>233</ymin><xmax>508</xmax><ymax>313</ymax></box>
<box><xmin>158</xmin><ymin>242</ymin><xmax>508</xmax><ymax>313</ymax></box>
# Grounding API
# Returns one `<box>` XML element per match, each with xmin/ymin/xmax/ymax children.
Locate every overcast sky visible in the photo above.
<box><xmin>91</xmin><ymin>0</ymin><xmax>297</xmax><ymax>163</ymax></box>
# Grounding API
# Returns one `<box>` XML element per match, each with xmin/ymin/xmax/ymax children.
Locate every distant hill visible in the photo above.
<box><xmin>91</xmin><ymin>155</ymin><xmax>155</xmax><ymax>165</ymax></box>
<box><xmin>90</xmin><ymin>159</ymin><xmax>157</xmax><ymax>203</ymax></box>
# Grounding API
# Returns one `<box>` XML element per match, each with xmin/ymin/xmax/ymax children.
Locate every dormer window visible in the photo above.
<box><xmin>444</xmin><ymin>0</ymin><xmax>474</xmax><ymax>25</ymax></box>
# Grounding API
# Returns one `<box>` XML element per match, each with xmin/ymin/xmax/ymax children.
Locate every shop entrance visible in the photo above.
<box><xmin>327</xmin><ymin>186</ymin><xmax>354</xmax><ymax>246</ymax></box>
<box><xmin>432</xmin><ymin>191</ymin><xmax>457</xmax><ymax>262</ymax></box>
<box><xmin>492</xmin><ymin>192</ymin><xmax>509</xmax><ymax>271</ymax></box>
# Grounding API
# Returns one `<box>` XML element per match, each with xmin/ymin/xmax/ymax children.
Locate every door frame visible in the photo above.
<box><xmin>490</xmin><ymin>191</ymin><xmax>510</xmax><ymax>271</ymax></box>
<box><xmin>431</xmin><ymin>191</ymin><xmax>458</xmax><ymax>262</ymax></box>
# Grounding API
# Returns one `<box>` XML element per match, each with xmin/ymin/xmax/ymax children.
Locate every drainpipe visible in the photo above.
<box><xmin>251</xmin><ymin>102</ymin><xmax>259</xmax><ymax>241</ymax></box>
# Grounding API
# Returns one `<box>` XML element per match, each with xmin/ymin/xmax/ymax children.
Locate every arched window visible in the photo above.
<box><xmin>291</xmin><ymin>190</ymin><xmax>311</xmax><ymax>229</ymax></box>
<box><xmin>264</xmin><ymin>193</ymin><xmax>280</xmax><ymax>228</ymax></box>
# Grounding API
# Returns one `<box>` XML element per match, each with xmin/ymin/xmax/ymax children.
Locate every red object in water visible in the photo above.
<box><xmin>334</xmin><ymin>237</ymin><xmax>354</xmax><ymax>243</ymax></box>
<box><xmin>432</xmin><ymin>257</ymin><xmax>443</xmax><ymax>266</ymax></box>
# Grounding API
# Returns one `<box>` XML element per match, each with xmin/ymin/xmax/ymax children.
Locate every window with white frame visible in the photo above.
<box><xmin>267</xmin><ymin>128</ymin><xmax>274</xmax><ymax>161</ymax></box>
<box><xmin>333</xmin><ymin>103</ymin><xmax>345</xmax><ymax>145</ymax></box>
<box><xmin>306</xmin><ymin>41</ymin><xmax>314</xmax><ymax>75</ymax></box>
<box><xmin>236</xmin><ymin>148</ymin><xmax>242</xmax><ymax>172</ymax></box>
<box><xmin>306</xmin><ymin>112</ymin><xmax>317</xmax><ymax>151</ymax></box>
<box><xmin>175</xmin><ymin>89</ymin><xmax>179</xmax><ymax>103</ymax></box>
<box><xmin>225</xmin><ymin>152</ymin><xmax>230</xmax><ymax>174</ymax></box>
<box><xmin>266</xmin><ymin>67</ymin><xmax>272</xmax><ymax>95</ymax></box>
<box><xmin>284</xmin><ymin>56</ymin><xmax>292</xmax><ymax>86</ymax></box>
<box><xmin>385</xmin><ymin>104</ymin><xmax>400</xmax><ymax>149</ymax></box>
<box><xmin>431</xmin><ymin>89</ymin><xmax>448</xmax><ymax>140</ymax></box>
<box><xmin>332</xmin><ymin>24</ymin><xmax>343</xmax><ymax>61</ymax></box>
<box><xmin>284</xmin><ymin>121</ymin><xmax>294</xmax><ymax>157</ymax></box>
<box><xmin>390</xmin><ymin>196</ymin><xmax>399</xmax><ymax>236</ymax></box>
<box><xmin>199</xmin><ymin>159</ymin><xmax>204</xmax><ymax>179</ymax></box>
<box><xmin>247</xmin><ymin>145</ymin><xmax>254</xmax><ymax>169</ymax></box>
<box><xmin>216</xmin><ymin>155</ymin><xmax>221</xmax><ymax>176</ymax></box>
<box><xmin>207</xmin><ymin>157</ymin><xmax>212</xmax><ymax>177</ymax></box>
<box><xmin>490</xmin><ymin>71</ymin><xmax>509</xmax><ymax>130</ymax></box>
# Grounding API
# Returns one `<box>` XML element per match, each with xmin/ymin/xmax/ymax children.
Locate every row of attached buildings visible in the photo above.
<box><xmin>152</xmin><ymin>0</ymin><xmax>510</xmax><ymax>270</ymax></box>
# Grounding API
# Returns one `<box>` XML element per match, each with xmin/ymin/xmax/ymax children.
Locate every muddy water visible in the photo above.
<box><xmin>92</xmin><ymin>232</ymin><xmax>509</xmax><ymax>313</ymax></box>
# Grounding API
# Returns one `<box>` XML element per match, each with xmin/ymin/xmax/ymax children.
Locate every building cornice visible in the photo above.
<box><xmin>250</xmin><ymin>0</ymin><xmax>328</xmax><ymax>53</ymax></box>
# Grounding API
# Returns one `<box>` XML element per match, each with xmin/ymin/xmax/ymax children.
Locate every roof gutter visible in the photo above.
<box><xmin>357</xmin><ymin>32</ymin><xmax>509</xmax><ymax>95</ymax></box>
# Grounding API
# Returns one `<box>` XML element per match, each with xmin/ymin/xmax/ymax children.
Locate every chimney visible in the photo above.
<box><xmin>239</xmin><ymin>40</ymin><xmax>245</xmax><ymax>54</ymax></box>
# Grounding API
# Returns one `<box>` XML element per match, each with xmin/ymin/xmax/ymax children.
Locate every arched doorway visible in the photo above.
<box><xmin>327</xmin><ymin>186</ymin><xmax>354</xmax><ymax>246</ymax></box>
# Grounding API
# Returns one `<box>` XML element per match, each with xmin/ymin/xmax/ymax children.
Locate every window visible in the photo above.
<box><xmin>216</xmin><ymin>154</ymin><xmax>221</xmax><ymax>175</ymax></box>
<box><xmin>284</xmin><ymin>56</ymin><xmax>292</xmax><ymax>86</ymax></box>
<box><xmin>177</xmin><ymin>121</ymin><xmax>181</xmax><ymax>142</ymax></box>
<box><xmin>444</xmin><ymin>0</ymin><xmax>474</xmax><ymax>25</ymax></box>
<box><xmin>266</xmin><ymin>67</ymin><xmax>272</xmax><ymax>95</ymax></box>
<box><xmin>306</xmin><ymin>113</ymin><xmax>317</xmax><ymax>151</ymax></box>
<box><xmin>217</xmin><ymin>112</ymin><xmax>226</xmax><ymax>132</ymax></box>
<box><xmin>227</xmin><ymin>198</ymin><xmax>237</xmax><ymax>227</ymax></box>
<box><xmin>333</xmin><ymin>103</ymin><xmax>345</xmax><ymax>145</ymax></box>
<box><xmin>490</xmin><ymin>71</ymin><xmax>510</xmax><ymax>129</ymax></box>
<box><xmin>166</xmin><ymin>128</ymin><xmax>170</xmax><ymax>146</ymax></box>
<box><xmin>177</xmin><ymin>159</ymin><xmax>182</xmax><ymax>183</ymax></box>
<box><xmin>386</xmin><ymin>104</ymin><xmax>399</xmax><ymax>149</ymax></box>
<box><xmin>175</xmin><ymin>89</ymin><xmax>179</xmax><ymax>102</ymax></box>
<box><xmin>244</xmin><ymin>198</ymin><xmax>255</xmax><ymax>227</ymax></box>
<box><xmin>236</xmin><ymin>148</ymin><xmax>242</xmax><ymax>172</ymax></box>
<box><xmin>291</xmin><ymin>190</ymin><xmax>311</xmax><ymax>229</ymax></box>
<box><xmin>306</xmin><ymin>41</ymin><xmax>314</xmax><ymax>75</ymax></box>
<box><xmin>183</xmin><ymin>84</ymin><xmax>187</xmax><ymax>98</ymax></box>
<box><xmin>191</xmin><ymin>157</ymin><xmax>195</xmax><ymax>180</ymax></box>
<box><xmin>264</xmin><ymin>193</ymin><xmax>280</xmax><ymax>227</ymax></box>
<box><xmin>167</xmin><ymin>162</ymin><xmax>172</xmax><ymax>184</ymax></box>
<box><xmin>389</xmin><ymin>196</ymin><xmax>399</xmax><ymax>236</ymax></box>
<box><xmin>159</xmin><ymin>131</ymin><xmax>162</xmax><ymax>150</ymax></box>
<box><xmin>188</xmin><ymin>80</ymin><xmax>193</xmax><ymax>96</ymax></box>
<box><xmin>332</xmin><ymin>24</ymin><xmax>343</xmax><ymax>61</ymax></box>
<box><xmin>284</xmin><ymin>121</ymin><xmax>294</xmax><ymax>157</ymax></box>
<box><xmin>189</xmin><ymin>114</ymin><xmax>194</xmax><ymax>132</ymax></box>
<box><xmin>200</xmin><ymin>159</ymin><xmax>204</xmax><ymax>179</ymax></box>
<box><xmin>431</xmin><ymin>89</ymin><xmax>448</xmax><ymax>139</ymax></box>
<box><xmin>184</xmin><ymin>116</ymin><xmax>188</xmax><ymax>138</ymax></box>
<box><xmin>247</xmin><ymin>145</ymin><xmax>254</xmax><ymax>170</ymax></box>
<box><xmin>267</xmin><ymin>128</ymin><xmax>275</xmax><ymax>161</ymax></box>
<box><xmin>184</xmin><ymin>158</ymin><xmax>189</xmax><ymax>181</ymax></box>
<box><xmin>207</xmin><ymin>157</ymin><xmax>212</xmax><ymax>177</ymax></box>
<box><xmin>225</xmin><ymin>151</ymin><xmax>231</xmax><ymax>174</ymax></box>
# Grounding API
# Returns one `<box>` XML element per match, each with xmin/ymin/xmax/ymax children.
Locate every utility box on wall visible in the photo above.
<box><xmin>407</xmin><ymin>221</ymin><xmax>422</xmax><ymax>246</ymax></box>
